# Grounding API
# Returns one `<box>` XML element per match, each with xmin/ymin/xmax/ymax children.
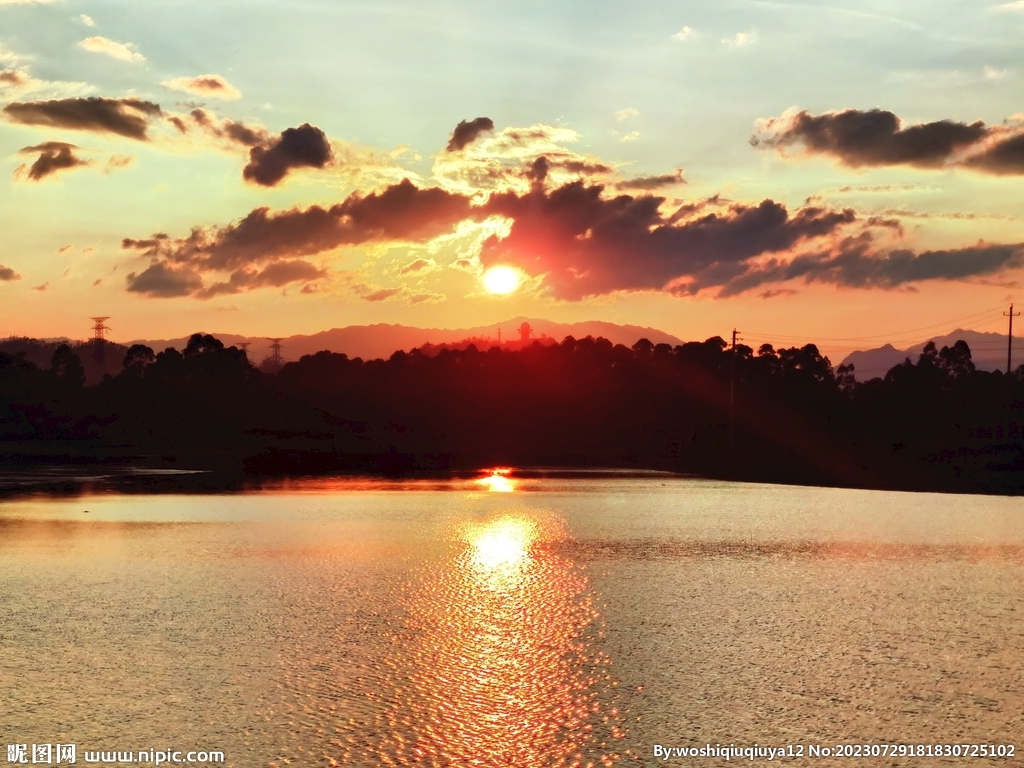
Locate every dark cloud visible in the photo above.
<box><xmin>3</xmin><ymin>97</ymin><xmax>163</xmax><ymax>140</ymax></box>
<box><xmin>122</xmin><ymin>179</ymin><xmax>476</xmax><ymax>298</ymax></box>
<box><xmin>196</xmin><ymin>260</ymin><xmax>326</xmax><ymax>298</ymax></box>
<box><xmin>223</xmin><ymin>121</ymin><xmax>265</xmax><ymax>147</ymax></box>
<box><xmin>753</xmin><ymin>108</ymin><xmax>1024</xmax><ymax>175</ymax></box>
<box><xmin>480</xmin><ymin>181</ymin><xmax>856</xmax><ymax>299</ymax></box>
<box><xmin>363</xmin><ymin>287</ymin><xmax>401</xmax><ymax>302</ymax></box>
<box><xmin>190</xmin><ymin>109</ymin><xmax>268</xmax><ymax>147</ymax></box>
<box><xmin>524</xmin><ymin>156</ymin><xmax>613</xmax><ymax>188</ymax></box>
<box><xmin>0</xmin><ymin>69</ymin><xmax>27</xmax><ymax>86</ymax></box>
<box><xmin>526</xmin><ymin>155</ymin><xmax>549</xmax><ymax>187</ymax></box>
<box><xmin>0</xmin><ymin>265</ymin><xmax>21</xmax><ymax>281</ymax></box>
<box><xmin>125</xmin><ymin>262</ymin><xmax>203</xmax><ymax>298</ymax></box>
<box><xmin>717</xmin><ymin>238</ymin><xmax>1024</xmax><ymax>296</ymax></box>
<box><xmin>447</xmin><ymin>117</ymin><xmax>495</xmax><ymax>152</ymax></box>
<box><xmin>119</xmin><ymin>170</ymin><xmax>1022</xmax><ymax>301</ymax></box>
<box><xmin>161</xmin><ymin>74</ymin><xmax>241</xmax><ymax>100</ymax></box>
<box><xmin>616</xmin><ymin>169</ymin><xmax>686</xmax><ymax>191</ymax></box>
<box><xmin>243</xmin><ymin>123</ymin><xmax>333</xmax><ymax>186</ymax></box>
<box><xmin>18</xmin><ymin>141</ymin><xmax>89</xmax><ymax>181</ymax></box>
<box><xmin>964</xmin><ymin>133</ymin><xmax>1024</xmax><ymax>175</ymax></box>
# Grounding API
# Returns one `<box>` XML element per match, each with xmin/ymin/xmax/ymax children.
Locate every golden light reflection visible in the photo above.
<box><xmin>468</xmin><ymin>516</ymin><xmax>535</xmax><ymax>570</ymax></box>
<box><xmin>475</xmin><ymin>468</ymin><xmax>517</xmax><ymax>493</ymax></box>
<box><xmin>368</xmin><ymin>513</ymin><xmax>626</xmax><ymax>767</ymax></box>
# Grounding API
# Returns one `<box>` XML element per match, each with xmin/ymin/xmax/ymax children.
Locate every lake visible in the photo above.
<box><xmin>1</xmin><ymin>473</ymin><xmax>1022</xmax><ymax>766</ymax></box>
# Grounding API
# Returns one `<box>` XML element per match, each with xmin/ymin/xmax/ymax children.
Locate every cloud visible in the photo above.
<box><xmin>717</xmin><ymin>239</ymin><xmax>1024</xmax><ymax>296</ymax></box>
<box><xmin>400</xmin><ymin>257</ymin><xmax>436</xmax><ymax>275</ymax></box>
<box><xmin>0</xmin><ymin>44</ymin><xmax>25</xmax><ymax>65</ymax></box>
<box><xmin>409</xmin><ymin>291</ymin><xmax>445</xmax><ymax>304</ymax></box>
<box><xmin>77</xmin><ymin>14</ymin><xmax>96</xmax><ymax>26</ymax></box>
<box><xmin>188</xmin><ymin>107</ymin><xmax>267</xmax><ymax>146</ymax></box>
<box><xmin>826</xmin><ymin>183</ymin><xmax>935</xmax><ymax>193</ymax></box>
<box><xmin>723</xmin><ymin>31</ymin><xmax>757</xmax><ymax>47</ymax></box>
<box><xmin>242</xmin><ymin>123</ymin><xmax>333</xmax><ymax>186</ymax></box>
<box><xmin>0</xmin><ymin>0</ymin><xmax>54</xmax><ymax>4</ymax></box>
<box><xmin>983</xmin><ymin>65</ymin><xmax>1007</xmax><ymax>80</ymax></box>
<box><xmin>3</xmin><ymin>97</ymin><xmax>163</xmax><ymax>140</ymax></box>
<box><xmin>32</xmin><ymin>282</ymin><xmax>48</xmax><ymax>291</ymax></box>
<box><xmin>672</xmin><ymin>26</ymin><xmax>697</xmax><ymax>40</ymax></box>
<box><xmin>620</xmin><ymin>132</ymin><xmax>640</xmax><ymax>142</ymax></box>
<box><xmin>994</xmin><ymin>0</ymin><xmax>1024</xmax><ymax>9</ymax></box>
<box><xmin>161</xmin><ymin>74</ymin><xmax>241</xmax><ymax>100</ymax></box>
<box><xmin>195</xmin><ymin>260</ymin><xmax>326</xmax><ymax>298</ymax></box>
<box><xmin>105</xmin><ymin>154</ymin><xmax>134</xmax><ymax>172</ymax></box>
<box><xmin>480</xmin><ymin>181</ymin><xmax>858</xmax><ymax>299</ymax></box>
<box><xmin>14</xmin><ymin>141</ymin><xmax>90</xmax><ymax>181</ymax></box>
<box><xmin>361</xmin><ymin>287</ymin><xmax>401</xmax><ymax>302</ymax></box>
<box><xmin>447</xmin><ymin>117</ymin><xmax>495</xmax><ymax>152</ymax></box>
<box><xmin>752</xmin><ymin>107</ymin><xmax>1024</xmax><ymax>174</ymax></box>
<box><xmin>78</xmin><ymin>36</ymin><xmax>145</xmax><ymax>63</ymax></box>
<box><xmin>0</xmin><ymin>68</ymin><xmax>28</xmax><ymax>87</ymax></box>
<box><xmin>615</xmin><ymin>169</ymin><xmax>686</xmax><ymax>191</ymax></box>
<box><xmin>121</xmin><ymin>179</ymin><xmax>478</xmax><ymax>298</ymax></box>
<box><xmin>0</xmin><ymin>63</ymin><xmax>93</xmax><ymax>99</ymax></box>
<box><xmin>0</xmin><ymin>265</ymin><xmax>21</xmax><ymax>281</ymax></box>
<box><xmin>433</xmin><ymin>122</ymin><xmax>606</xmax><ymax>194</ymax></box>
<box><xmin>125</xmin><ymin>262</ymin><xmax>203</xmax><ymax>297</ymax></box>
<box><xmin>615</xmin><ymin>108</ymin><xmax>639</xmax><ymax>121</ymax></box>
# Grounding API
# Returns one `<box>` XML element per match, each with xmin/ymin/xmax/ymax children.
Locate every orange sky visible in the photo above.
<box><xmin>2</xmin><ymin>0</ymin><xmax>1023</xmax><ymax>364</ymax></box>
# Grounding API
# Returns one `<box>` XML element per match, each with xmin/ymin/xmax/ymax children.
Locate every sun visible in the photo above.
<box><xmin>482</xmin><ymin>265</ymin><xmax>520</xmax><ymax>294</ymax></box>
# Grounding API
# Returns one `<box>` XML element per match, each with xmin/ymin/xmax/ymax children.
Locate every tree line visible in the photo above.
<box><xmin>1</xmin><ymin>331</ymin><xmax>1022</xmax><ymax>493</ymax></box>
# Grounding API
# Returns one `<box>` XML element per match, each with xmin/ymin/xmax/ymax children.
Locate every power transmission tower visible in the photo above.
<box><xmin>266</xmin><ymin>338</ymin><xmax>284</xmax><ymax>372</ymax></box>
<box><xmin>729</xmin><ymin>328</ymin><xmax>741</xmax><ymax>454</ymax></box>
<box><xmin>90</xmin><ymin>316</ymin><xmax>110</xmax><ymax>374</ymax></box>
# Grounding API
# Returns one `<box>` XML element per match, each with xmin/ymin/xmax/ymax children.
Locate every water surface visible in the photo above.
<box><xmin>2</xmin><ymin>476</ymin><xmax>1022</xmax><ymax>766</ymax></box>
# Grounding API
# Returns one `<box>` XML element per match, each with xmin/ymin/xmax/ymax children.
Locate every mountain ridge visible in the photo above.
<box><xmin>122</xmin><ymin>317</ymin><xmax>685</xmax><ymax>364</ymax></box>
<box><xmin>841</xmin><ymin>328</ymin><xmax>1013</xmax><ymax>380</ymax></box>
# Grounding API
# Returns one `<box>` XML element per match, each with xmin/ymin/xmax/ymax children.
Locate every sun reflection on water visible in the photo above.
<box><xmin>366</xmin><ymin>513</ymin><xmax>625</xmax><ymax>767</ymax></box>
<box><xmin>475</xmin><ymin>468</ymin><xmax>517</xmax><ymax>493</ymax></box>
<box><xmin>468</xmin><ymin>516</ymin><xmax>535</xmax><ymax>570</ymax></box>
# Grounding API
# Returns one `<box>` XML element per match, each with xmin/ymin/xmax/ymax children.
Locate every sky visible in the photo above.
<box><xmin>2</xmin><ymin>0</ymin><xmax>1024</xmax><ymax>361</ymax></box>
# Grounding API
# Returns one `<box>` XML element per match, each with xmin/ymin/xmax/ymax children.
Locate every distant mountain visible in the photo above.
<box><xmin>841</xmin><ymin>329</ymin><xmax>1013</xmax><ymax>380</ymax></box>
<box><xmin>123</xmin><ymin>317</ymin><xmax>684</xmax><ymax>365</ymax></box>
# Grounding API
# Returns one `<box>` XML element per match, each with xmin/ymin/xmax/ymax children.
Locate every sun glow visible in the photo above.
<box><xmin>482</xmin><ymin>265</ymin><xmax>520</xmax><ymax>294</ymax></box>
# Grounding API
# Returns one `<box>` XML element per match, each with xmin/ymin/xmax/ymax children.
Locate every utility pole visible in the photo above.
<box><xmin>1005</xmin><ymin>304</ymin><xmax>1019</xmax><ymax>375</ymax></box>
<box><xmin>1005</xmin><ymin>304</ymin><xmax>1020</xmax><ymax>433</ymax></box>
<box><xmin>729</xmin><ymin>328</ymin><xmax>740</xmax><ymax>454</ymax></box>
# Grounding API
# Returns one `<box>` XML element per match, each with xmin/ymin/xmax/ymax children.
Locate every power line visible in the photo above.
<box><xmin>742</xmin><ymin>304</ymin><xmax>1008</xmax><ymax>346</ymax></box>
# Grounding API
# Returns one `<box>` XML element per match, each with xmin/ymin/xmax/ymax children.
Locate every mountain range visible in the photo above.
<box><xmin>840</xmin><ymin>329</ymin><xmax>1014</xmax><ymax>380</ymax></box>
<box><xmin>124</xmin><ymin>317</ymin><xmax>684</xmax><ymax>365</ymax></box>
